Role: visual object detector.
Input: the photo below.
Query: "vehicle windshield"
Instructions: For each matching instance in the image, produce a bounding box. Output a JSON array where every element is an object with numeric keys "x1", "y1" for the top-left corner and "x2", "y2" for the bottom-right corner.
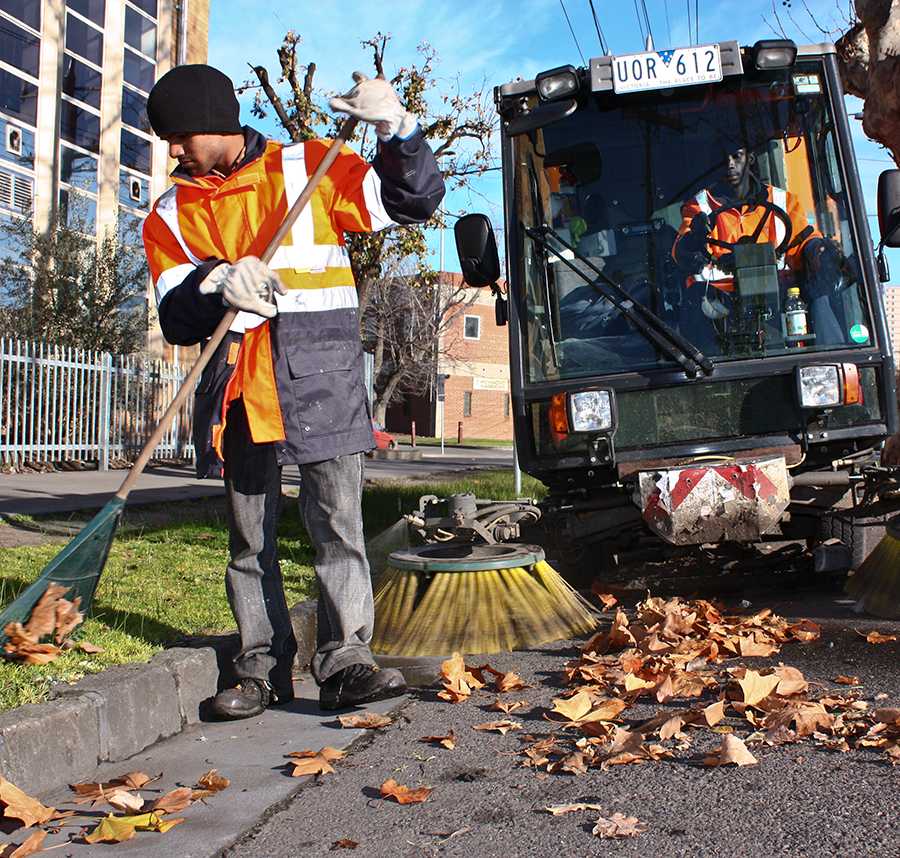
[{"x1": 513, "y1": 60, "x2": 874, "y2": 383}]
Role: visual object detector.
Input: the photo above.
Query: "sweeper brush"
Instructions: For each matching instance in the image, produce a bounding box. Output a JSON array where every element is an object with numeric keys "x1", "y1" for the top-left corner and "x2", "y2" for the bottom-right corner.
[
  {"x1": 371, "y1": 543, "x2": 597, "y2": 657},
  {"x1": 845, "y1": 515, "x2": 900, "y2": 619}
]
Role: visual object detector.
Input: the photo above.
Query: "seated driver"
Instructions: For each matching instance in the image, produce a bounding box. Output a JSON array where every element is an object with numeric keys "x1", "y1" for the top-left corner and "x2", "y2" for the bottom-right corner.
[{"x1": 672, "y1": 141, "x2": 843, "y2": 341}]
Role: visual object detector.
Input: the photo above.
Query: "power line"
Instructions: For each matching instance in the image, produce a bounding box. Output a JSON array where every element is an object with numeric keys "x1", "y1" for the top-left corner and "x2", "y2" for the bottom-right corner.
[
  {"x1": 686, "y1": 0, "x2": 692, "y2": 46},
  {"x1": 694, "y1": 0, "x2": 700, "y2": 44},
  {"x1": 587, "y1": 0, "x2": 609, "y2": 54},
  {"x1": 632, "y1": 0, "x2": 646, "y2": 44},
  {"x1": 558, "y1": 0, "x2": 586, "y2": 65},
  {"x1": 640, "y1": 0, "x2": 654, "y2": 44},
  {"x1": 664, "y1": 0, "x2": 673, "y2": 47}
]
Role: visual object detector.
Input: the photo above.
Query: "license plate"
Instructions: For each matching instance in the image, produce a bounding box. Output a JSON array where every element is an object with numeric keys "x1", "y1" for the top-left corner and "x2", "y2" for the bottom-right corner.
[{"x1": 612, "y1": 44, "x2": 722, "y2": 94}]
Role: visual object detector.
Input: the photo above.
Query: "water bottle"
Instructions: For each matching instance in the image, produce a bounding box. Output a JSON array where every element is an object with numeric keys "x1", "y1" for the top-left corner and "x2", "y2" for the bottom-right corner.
[{"x1": 784, "y1": 287, "x2": 809, "y2": 342}]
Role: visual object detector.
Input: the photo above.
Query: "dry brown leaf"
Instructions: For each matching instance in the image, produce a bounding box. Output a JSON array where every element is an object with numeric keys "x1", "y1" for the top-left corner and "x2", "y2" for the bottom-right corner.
[
  {"x1": 287, "y1": 754, "x2": 335, "y2": 777},
  {"x1": 473, "y1": 719, "x2": 521, "y2": 735},
  {"x1": 592, "y1": 589, "x2": 618, "y2": 610},
  {"x1": 764, "y1": 702, "x2": 834, "y2": 738},
  {"x1": 786, "y1": 619, "x2": 821, "y2": 642},
  {"x1": 488, "y1": 699, "x2": 526, "y2": 714},
  {"x1": 147, "y1": 787, "x2": 194, "y2": 815},
  {"x1": 53, "y1": 596, "x2": 83, "y2": 644},
  {"x1": 0, "y1": 777, "x2": 55, "y2": 829},
  {"x1": 437, "y1": 653, "x2": 485, "y2": 703},
  {"x1": 873, "y1": 708, "x2": 900, "y2": 725},
  {"x1": 24, "y1": 583, "x2": 68, "y2": 640},
  {"x1": 737, "y1": 669, "x2": 781, "y2": 707},
  {"x1": 548, "y1": 691, "x2": 593, "y2": 723},
  {"x1": 331, "y1": 839, "x2": 359, "y2": 850},
  {"x1": 419, "y1": 731, "x2": 456, "y2": 750},
  {"x1": 543, "y1": 802, "x2": 604, "y2": 815},
  {"x1": 834, "y1": 675, "x2": 860, "y2": 686},
  {"x1": 773, "y1": 665, "x2": 809, "y2": 697},
  {"x1": 70, "y1": 771, "x2": 155, "y2": 806},
  {"x1": 75, "y1": 641, "x2": 104, "y2": 654},
  {"x1": 886, "y1": 745, "x2": 900, "y2": 765},
  {"x1": 704, "y1": 734, "x2": 758, "y2": 767},
  {"x1": 859, "y1": 631, "x2": 898, "y2": 644},
  {"x1": 195, "y1": 770, "x2": 229, "y2": 794},
  {"x1": 701, "y1": 699, "x2": 726, "y2": 727},
  {"x1": 287, "y1": 747, "x2": 346, "y2": 761},
  {"x1": 379, "y1": 778, "x2": 432, "y2": 805},
  {"x1": 338, "y1": 713, "x2": 392, "y2": 729},
  {"x1": 547, "y1": 751, "x2": 589, "y2": 775},
  {"x1": 737, "y1": 635, "x2": 780, "y2": 658},
  {"x1": 623, "y1": 673, "x2": 656, "y2": 693},
  {"x1": 106, "y1": 788, "x2": 144, "y2": 814},
  {"x1": 592, "y1": 812, "x2": 647, "y2": 839},
  {"x1": 0, "y1": 830, "x2": 48, "y2": 858},
  {"x1": 494, "y1": 671, "x2": 529, "y2": 693}
]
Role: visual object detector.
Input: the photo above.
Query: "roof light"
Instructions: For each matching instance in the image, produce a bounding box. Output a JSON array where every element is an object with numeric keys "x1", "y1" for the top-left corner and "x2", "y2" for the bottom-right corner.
[
  {"x1": 536, "y1": 65, "x2": 579, "y2": 102},
  {"x1": 751, "y1": 39, "x2": 797, "y2": 71}
]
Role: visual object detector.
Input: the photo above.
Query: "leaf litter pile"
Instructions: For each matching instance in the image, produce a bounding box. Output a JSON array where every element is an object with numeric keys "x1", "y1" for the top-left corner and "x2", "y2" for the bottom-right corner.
[
  {"x1": 348, "y1": 594, "x2": 898, "y2": 844},
  {"x1": 2, "y1": 583, "x2": 101, "y2": 666},
  {"x1": 0, "y1": 767, "x2": 229, "y2": 853}
]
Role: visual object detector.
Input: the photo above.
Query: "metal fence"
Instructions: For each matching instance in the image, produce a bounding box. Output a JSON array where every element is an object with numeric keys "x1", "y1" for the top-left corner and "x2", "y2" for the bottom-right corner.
[{"x1": 0, "y1": 337, "x2": 193, "y2": 469}]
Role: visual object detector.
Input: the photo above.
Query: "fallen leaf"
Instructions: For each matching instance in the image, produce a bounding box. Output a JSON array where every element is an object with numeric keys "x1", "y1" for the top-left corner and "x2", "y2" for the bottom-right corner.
[
  {"x1": 24, "y1": 583, "x2": 69, "y2": 640},
  {"x1": 84, "y1": 812, "x2": 184, "y2": 844},
  {"x1": 147, "y1": 787, "x2": 194, "y2": 815},
  {"x1": 287, "y1": 747, "x2": 346, "y2": 761},
  {"x1": 786, "y1": 619, "x2": 821, "y2": 642},
  {"x1": 494, "y1": 671, "x2": 529, "y2": 693},
  {"x1": 53, "y1": 595, "x2": 83, "y2": 644},
  {"x1": 547, "y1": 751, "x2": 589, "y2": 775},
  {"x1": 194, "y1": 770, "x2": 230, "y2": 795},
  {"x1": 737, "y1": 635, "x2": 780, "y2": 657},
  {"x1": 593, "y1": 590, "x2": 618, "y2": 610},
  {"x1": 592, "y1": 812, "x2": 647, "y2": 839},
  {"x1": 379, "y1": 778, "x2": 432, "y2": 805},
  {"x1": 658, "y1": 715, "x2": 684, "y2": 741},
  {"x1": 873, "y1": 708, "x2": 900, "y2": 725},
  {"x1": 436, "y1": 653, "x2": 485, "y2": 703},
  {"x1": 473, "y1": 719, "x2": 521, "y2": 735},
  {"x1": 70, "y1": 772, "x2": 155, "y2": 805},
  {"x1": 419, "y1": 731, "x2": 456, "y2": 750},
  {"x1": 773, "y1": 665, "x2": 809, "y2": 697},
  {"x1": 834, "y1": 675, "x2": 860, "y2": 686},
  {"x1": 886, "y1": 745, "x2": 900, "y2": 765},
  {"x1": 859, "y1": 631, "x2": 898, "y2": 644},
  {"x1": 548, "y1": 691, "x2": 593, "y2": 723},
  {"x1": 488, "y1": 699, "x2": 526, "y2": 714},
  {"x1": 704, "y1": 734, "x2": 758, "y2": 767},
  {"x1": 764, "y1": 702, "x2": 834, "y2": 738},
  {"x1": 543, "y1": 802, "x2": 604, "y2": 815},
  {"x1": 106, "y1": 788, "x2": 144, "y2": 813},
  {"x1": 701, "y1": 699, "x2": 726, "y2": 727},
  {"x1": 75, "y1": 641, "x2": 104, "y2": 654},
  {"x1": 737, "y1": 669, "x2": 781, "y2": 707},
  {"x1": 331, "y1": 840, "x2": 359, "y2": 850},
  {"x1": 338, "y1": 713, "x2": 392, "y2": 729},
  {"x1": 287, "y1": 754, "x2": 335, "y2": 777},
  {"x1": 0, "y1": 830, "x2": 47, "y2": 858},
  {"x1": 0, "y1": 777, "x2": 55, "y2": 828},
  {"x1": 623, "y1": 673, "x2": 656, "y2": 693}
]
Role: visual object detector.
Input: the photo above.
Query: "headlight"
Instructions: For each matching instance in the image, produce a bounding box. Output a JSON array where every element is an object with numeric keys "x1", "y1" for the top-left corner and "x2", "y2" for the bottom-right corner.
[
  {"x1": 797, "y1": 365, "x2": 841, "y2": 408},
  {"x1": 536, "y1": 65, "x2": 579, "y2": 101},
  {"x1": 569, "y1": 390, "x2": 614, "y2": 432}
]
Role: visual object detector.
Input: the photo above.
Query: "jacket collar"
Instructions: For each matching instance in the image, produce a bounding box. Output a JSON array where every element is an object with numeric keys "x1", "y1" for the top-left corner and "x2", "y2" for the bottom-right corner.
[{"x1": 169, "y1": 126, "x2": 271, "y2": 190}]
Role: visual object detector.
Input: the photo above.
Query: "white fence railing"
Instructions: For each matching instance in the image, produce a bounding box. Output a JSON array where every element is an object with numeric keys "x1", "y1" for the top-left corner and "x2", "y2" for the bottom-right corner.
[{"x1": 0, "y1": 337, "x2": 194, "y2": 469}]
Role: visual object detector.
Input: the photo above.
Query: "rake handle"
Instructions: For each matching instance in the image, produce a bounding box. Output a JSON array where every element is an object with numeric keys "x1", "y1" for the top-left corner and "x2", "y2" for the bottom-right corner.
[{"x1": 115, "y1": 117, "x2": 359, "y2": 501}]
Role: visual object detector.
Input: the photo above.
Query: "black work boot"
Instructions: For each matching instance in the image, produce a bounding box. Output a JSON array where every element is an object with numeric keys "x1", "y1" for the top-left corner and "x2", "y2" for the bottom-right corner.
[
  {"x1": 319, "y1": 663, "x2": 407, "y2": 711},
  {"x1": 211, "y1": 678, "x2": 273, "y2": 720}
]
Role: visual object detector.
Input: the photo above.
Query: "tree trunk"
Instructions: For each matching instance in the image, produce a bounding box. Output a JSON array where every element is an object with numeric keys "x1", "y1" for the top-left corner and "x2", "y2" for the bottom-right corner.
[{"x1": 373, "y1": 370, "x2": 403, "y2": 425}]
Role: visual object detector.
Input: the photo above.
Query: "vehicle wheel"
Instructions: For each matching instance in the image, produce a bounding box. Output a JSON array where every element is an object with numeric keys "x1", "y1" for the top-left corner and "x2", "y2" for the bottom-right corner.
[{"x1": 819, "y1": 508, "x2": 888, "y2": 570}]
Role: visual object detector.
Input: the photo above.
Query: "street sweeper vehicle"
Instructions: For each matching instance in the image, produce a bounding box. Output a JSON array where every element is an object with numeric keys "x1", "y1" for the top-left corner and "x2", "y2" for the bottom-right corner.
[{"x1": 443, "y1": 39, "x2": 900, "y2": 584}]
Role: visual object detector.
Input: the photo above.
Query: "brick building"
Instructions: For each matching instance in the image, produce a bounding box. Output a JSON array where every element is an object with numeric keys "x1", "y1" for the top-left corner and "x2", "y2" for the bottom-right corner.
[
  {"x1": 0, "y1": 0, "x2": 209, "y2": 360},
  {"x1": 386, "y1": 273, "x2": 513, "y2": 442}
]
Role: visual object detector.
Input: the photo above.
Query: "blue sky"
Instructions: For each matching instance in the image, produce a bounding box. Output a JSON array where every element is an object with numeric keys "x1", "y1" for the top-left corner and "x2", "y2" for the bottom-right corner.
[{"x1": 208, "y1": 0, "x2": 898, "y2": 276}]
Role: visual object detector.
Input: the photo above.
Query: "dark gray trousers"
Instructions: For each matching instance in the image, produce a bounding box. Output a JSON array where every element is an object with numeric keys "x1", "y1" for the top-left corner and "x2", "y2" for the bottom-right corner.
[{"x1": 223, "y1": 401, "x2": 375, "y2": 686}]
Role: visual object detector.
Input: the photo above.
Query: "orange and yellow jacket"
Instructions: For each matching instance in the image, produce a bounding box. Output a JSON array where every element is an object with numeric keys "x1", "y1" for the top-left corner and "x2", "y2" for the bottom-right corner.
[
  {"x1": 672, "y1": 185, "x2": 819, "y2": 292},
  {"x1": 142, "y1": 126, "x2": 444, "y2": 477}
]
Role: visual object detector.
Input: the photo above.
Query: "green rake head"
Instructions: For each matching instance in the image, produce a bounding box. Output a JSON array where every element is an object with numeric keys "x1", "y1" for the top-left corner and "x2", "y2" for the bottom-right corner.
[{"x1": 0, "y1": 497, "x2": 124, "y2": 644}]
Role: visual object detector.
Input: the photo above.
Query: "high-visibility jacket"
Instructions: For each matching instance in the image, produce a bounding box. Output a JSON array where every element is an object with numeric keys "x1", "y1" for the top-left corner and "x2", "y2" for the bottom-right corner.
[
  {"x1": 672, "y1": 185, "x2": 819, "y2": 292},
  {"x1": 143, "y1": 126, "x2": 444, "y2": 477}
]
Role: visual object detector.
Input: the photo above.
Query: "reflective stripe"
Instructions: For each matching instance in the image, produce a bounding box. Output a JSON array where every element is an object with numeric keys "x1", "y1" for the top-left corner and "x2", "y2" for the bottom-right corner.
[
  {"x1": 362, "y1": 167, "x2": 395, "y2": 231},
  {"x1": 770, "y1": 186, "x2": 787, "y2": 251},
  {"x1": 155, "y1": 263, "x2": 196, "y2": 305},
  {"x1": 269, "y1": 243, "x2": 351, "y2": 271},
  {"x1": 277, "y1": 267, "x2": 358, "y2": 290},
  {"x1": 155, "y1": 186, "x2": 203, "y2": 266},
  {"x1": 281, "y1": 143, "x2": 317, "y2": 254},
  {"x1": 273, "y1": 284, "x2": 358, "y2": 313}
]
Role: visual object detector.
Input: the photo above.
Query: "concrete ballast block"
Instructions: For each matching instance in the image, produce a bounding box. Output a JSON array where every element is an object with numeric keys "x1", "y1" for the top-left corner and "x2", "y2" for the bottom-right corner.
[
  {"x1": 0, "y1": 695, "x2": 101, "y2": 795},
  {"x1": 55, "y1": 661, "x2": 182, "y2": 762}
]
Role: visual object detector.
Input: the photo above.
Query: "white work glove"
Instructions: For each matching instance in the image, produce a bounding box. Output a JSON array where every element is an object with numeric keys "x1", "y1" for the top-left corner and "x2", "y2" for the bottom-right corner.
[
  {"x1": 199, "y1": 256, "x2": 287, "y2": 319},
  {"x1": 329, "y1": 72, "x2": 418, "y2": 142}
]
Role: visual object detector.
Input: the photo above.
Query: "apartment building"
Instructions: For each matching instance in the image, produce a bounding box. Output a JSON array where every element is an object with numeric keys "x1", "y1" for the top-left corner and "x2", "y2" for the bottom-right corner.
[
  {"x1": 0, "y1": 0, "x2": 209, "y2": 356},
  {"x1": 883, "y1": 285, "x2": 900, "y2": 354},
  {"x1": 387, "y1": 273, "x2": 513, "y2": 442}
]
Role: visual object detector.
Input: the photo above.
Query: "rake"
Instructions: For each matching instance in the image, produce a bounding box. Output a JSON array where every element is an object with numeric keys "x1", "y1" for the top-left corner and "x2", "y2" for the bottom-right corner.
[{"x1": 0, "y1": 119, "x2": 358, "y2": 642}]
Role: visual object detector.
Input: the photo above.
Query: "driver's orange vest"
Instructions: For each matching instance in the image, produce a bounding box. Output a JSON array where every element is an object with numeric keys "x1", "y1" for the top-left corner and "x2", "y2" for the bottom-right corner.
[{"x1": 673, "y1": 186, "x2": 818, "y2": 292}]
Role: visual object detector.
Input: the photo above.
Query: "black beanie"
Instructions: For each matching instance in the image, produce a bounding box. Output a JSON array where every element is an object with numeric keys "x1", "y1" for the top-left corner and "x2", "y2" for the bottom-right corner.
[{"x1": 147, "y1": 64, "x2": 242, "y2": 137}]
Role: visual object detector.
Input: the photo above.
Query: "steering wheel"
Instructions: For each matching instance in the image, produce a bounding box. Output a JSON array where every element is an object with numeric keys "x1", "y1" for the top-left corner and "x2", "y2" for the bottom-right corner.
[{"x1": 704, "y1": 198, "x2": 793, "y2": 258}]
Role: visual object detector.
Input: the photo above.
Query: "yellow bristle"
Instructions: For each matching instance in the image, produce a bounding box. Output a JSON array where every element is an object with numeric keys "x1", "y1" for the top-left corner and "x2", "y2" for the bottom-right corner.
[{"x1": 845, "y1": 526, "x2": 900, "y2": 619}]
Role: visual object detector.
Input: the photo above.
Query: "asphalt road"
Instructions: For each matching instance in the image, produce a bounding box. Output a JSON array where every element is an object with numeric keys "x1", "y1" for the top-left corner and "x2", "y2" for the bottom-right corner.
[{"x1": 228, "y1": 594, "x2": 900, "y2": 858}]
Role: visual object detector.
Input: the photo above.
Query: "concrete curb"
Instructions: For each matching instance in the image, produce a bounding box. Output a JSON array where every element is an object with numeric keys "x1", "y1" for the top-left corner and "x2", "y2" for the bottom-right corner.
[{"x1": 0, "y1": 597, "x2": 435, "y2": 797}]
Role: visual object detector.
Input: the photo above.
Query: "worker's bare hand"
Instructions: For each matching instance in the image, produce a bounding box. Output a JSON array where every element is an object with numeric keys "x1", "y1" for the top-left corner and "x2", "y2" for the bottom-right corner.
[
  {"x1": 199, "y1": 257, "x2": 287, "y2": 319},
  {"x1": 329, "y1": 72, "x2": 417, "y2": 141}
]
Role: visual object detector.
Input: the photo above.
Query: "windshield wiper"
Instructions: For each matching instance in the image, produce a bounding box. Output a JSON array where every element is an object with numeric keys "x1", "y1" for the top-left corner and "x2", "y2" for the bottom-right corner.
[
  {"x1": 526, "y1": 160, "x2": 560, "y2": 369},
  {"x1": 525, "y1": 224, "x2": 714, "y2": 378}
]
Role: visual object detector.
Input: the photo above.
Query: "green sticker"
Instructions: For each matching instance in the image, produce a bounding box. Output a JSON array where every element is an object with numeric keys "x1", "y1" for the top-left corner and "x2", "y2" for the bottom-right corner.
[{"x1": 849, "y1": 323, "x2": 870, "y2": 344}]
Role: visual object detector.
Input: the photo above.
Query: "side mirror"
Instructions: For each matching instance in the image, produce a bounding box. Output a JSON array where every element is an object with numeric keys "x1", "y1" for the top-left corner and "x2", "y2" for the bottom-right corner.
[
  {"x1": 455, "y1": 213, "x2": 500, "y2": 288},
  {"x1": 505, "y1": 98, "x2": 577, "y2": 136},
  {"x1": 877, "y1": 170, "x2": 900, "y2": 248}
]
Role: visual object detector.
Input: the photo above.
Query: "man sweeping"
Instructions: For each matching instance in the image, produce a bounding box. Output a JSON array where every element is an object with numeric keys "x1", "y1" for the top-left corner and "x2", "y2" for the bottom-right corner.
[{"x1": 142, "y1": 64, "x2": 445, "y2": 718}]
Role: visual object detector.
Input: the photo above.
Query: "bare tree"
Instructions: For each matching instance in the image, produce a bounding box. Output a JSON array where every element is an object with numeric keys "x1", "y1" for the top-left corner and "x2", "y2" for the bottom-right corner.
[{"x1": 241, "y1": 30, "x2": 497, "y2": 417}]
